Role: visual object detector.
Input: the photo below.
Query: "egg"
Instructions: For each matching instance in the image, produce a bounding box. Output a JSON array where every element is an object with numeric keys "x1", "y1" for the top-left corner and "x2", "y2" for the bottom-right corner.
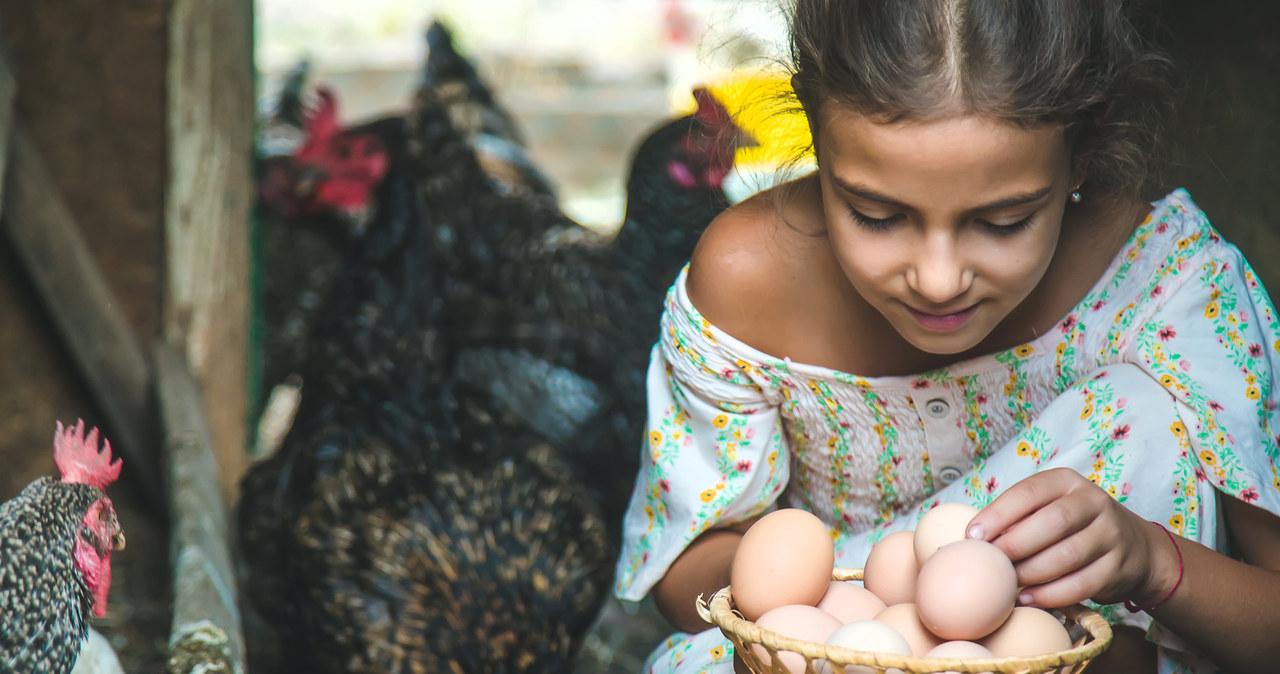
[
  {"x1": 751, "y1": 604, "x2": 843, "y2": 674},
  {"x1": 913, "y1": 503, "x2": 979, "y2": 565},
  {"x1": 914, "y1": 540, "x2": 1017, "y2": 641},
  {"x1": 816, "y1": 581, "x2": 887, "y2": 624},
  {"x1": 924, "y1": 641, "x2": 996, "y2": 674},
  {"x1": 980, "y1": 606, "x2": 1073, "y2": 657},
  {"x1": 730, "y1": 509, "x2": 835, "y2": 621},
  {"x1": 863, "y1": 530, "x2": 918, "y2": 605},
  {"x1": 819, "y1": 620, "x2": 912, "y2": 674},
  {"x1": 874, "y1": 603, "x2": 943, "y2": 657}
]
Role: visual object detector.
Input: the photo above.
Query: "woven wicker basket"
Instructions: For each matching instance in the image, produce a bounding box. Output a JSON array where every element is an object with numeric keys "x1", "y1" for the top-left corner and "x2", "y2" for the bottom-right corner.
[{"x1": 696, "y1": 567, "x2": 1113, "y2": 674}]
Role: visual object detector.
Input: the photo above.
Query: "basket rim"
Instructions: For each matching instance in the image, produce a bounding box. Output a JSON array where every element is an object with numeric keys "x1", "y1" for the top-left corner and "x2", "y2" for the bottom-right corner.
[{"x1": 695, "y1": 567, "x2": 1114, "y2": 673}]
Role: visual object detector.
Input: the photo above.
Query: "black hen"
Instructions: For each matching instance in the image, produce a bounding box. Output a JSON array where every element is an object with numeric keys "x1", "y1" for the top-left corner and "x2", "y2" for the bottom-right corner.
[
  {"x1": 238, "y1": 112, "x2": 611, "y2": 673},
  {"x1": 421, "y1": 20, "x2": 557, "y2": 201},
  {"x1": 414, "y1": 84, "x2": 753, "y2": 529}
]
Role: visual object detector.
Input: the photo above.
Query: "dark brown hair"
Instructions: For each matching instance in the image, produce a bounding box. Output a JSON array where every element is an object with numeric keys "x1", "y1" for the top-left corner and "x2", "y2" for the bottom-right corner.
[{"x1": 787, "y1": 0, "x2": 1175, "y2": 198}]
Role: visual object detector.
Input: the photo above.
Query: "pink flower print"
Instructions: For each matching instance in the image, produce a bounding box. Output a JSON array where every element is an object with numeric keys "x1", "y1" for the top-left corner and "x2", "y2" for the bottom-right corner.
[
  {"x1": 985, "y1": 476, "x2": 998, "y2": 493},
  {"x1": 1156, "y1": 221, "x2": 1168, "y2": 233},
  {"x1": 1112, "y1": 425, "x2": 1131, "y2": 440},
  {"x1": 1121, "y1": 482, "x2": 1132, "y2": 496},
  {"x1": 1150, "y1": 285, "x2": 1164, "y2": 298},
  {"x1": 1242, "y1": 486, "x2": 1260, "y2": 503},
  {"x1": 1092, "y1": 299, "x2": 1106, "y2": 312},
  {"x1": 976, "y1": 394, "x2": 988, "y2": 404},
  {"x1": 1180, "y1": 360, "x2": 1191, "y2": 372},
  {"x1": 913, "y1": 379, "x2": 930, "y2": 389},
  {"x1": 659, "y1": 479, "x2": 671, "y2": 492},
  {"x1": 1194, "y1": 466, "x2": 1208, "y2": 482},
  {"x1": 1158, "y1": 325, "x2": 1176, "y2": 341},
  {"x1": 1061, "y1": 315, "x2": 1078, "y2": 333},
  {"x1": 1250, "y1": 343, "x2": 1264, "y2": 358},
  {"x1": 745, "y1": 428, "x2": 756, "y2": 438},
  {"x1": 736, "y1": 460, "x2": 753, "y2": 473},
  {"x1": 1209, "y1": 400, "x2": 1224, "y2": 411},
  {"x1": 1117, "y1": 397, "x2": 1128, "y2": 409}
]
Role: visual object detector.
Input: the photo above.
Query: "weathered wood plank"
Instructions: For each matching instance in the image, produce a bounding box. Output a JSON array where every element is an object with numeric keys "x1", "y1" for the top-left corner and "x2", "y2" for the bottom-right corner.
[
  {"x1": 1, "y1": 123, "x2": 161, "y2": 505},
  {"x1": 165, "y1": 0, "x2": 254, "y2": 501},
  {"x1": 156, "y1": 342, "x2": 245, "y2": 674}
]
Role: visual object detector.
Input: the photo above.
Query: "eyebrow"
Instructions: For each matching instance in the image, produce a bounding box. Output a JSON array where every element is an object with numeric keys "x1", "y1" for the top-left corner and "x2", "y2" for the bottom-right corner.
[{"x1": 832, "y1": 176, "x2": 1054, "y2": 213}]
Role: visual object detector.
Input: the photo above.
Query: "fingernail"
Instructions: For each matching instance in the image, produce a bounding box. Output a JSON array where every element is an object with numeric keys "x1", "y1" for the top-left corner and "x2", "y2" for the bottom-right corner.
[
  {"x1": 1018, "y1": 592, "x2": 1034, "y2": 605},
  {"x1": 967, "y1": 524, "x2": 985, "y2": 540}
]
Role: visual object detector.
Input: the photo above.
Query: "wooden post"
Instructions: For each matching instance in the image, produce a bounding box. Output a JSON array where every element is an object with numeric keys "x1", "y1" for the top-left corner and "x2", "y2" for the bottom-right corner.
[
  {"x1": 165, "y1": 0, "x2": 254, "y2": 500},
  {"x1": 157, "y1": 342, "x2": 245, "y2": 674}
]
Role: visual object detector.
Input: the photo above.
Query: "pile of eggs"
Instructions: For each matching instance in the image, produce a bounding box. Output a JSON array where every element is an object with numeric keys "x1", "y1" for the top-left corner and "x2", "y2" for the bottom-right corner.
[{"x1": 729, "y1": 506, "x2": 1074, "y2": 673}]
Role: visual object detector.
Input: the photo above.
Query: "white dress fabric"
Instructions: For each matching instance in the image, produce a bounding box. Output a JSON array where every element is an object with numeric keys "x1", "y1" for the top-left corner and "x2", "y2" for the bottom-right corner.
[{"x1": 614, "y1": 189, "x2": 1280, "y2": 673}]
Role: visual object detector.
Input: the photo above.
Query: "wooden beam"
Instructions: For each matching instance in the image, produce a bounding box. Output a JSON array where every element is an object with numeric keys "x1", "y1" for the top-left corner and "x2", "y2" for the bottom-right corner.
[
  {"x1": 0, "y1": 122, "x2": 162, "y2": 507},
  {"x1": 156, "y1": 342, "x2": 245, "y2": 674}
]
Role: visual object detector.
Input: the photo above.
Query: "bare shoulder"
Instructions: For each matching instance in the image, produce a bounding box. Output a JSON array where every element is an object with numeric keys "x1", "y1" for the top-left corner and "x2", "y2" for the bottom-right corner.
[{"x1": 687, "y1": 176, "x2": 826, "y2": 347}]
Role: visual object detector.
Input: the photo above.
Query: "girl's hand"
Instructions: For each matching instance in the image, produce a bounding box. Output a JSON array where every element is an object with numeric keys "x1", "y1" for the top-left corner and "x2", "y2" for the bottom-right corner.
[{"x1": 965, "y1": 467, "x2": 1180, "y2": 609}]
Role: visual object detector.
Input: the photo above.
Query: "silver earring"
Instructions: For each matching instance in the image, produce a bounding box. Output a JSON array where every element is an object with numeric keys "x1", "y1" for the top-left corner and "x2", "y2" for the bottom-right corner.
[{"x1": 1070, "y1": 190, "x2": 1082, "y2": 203}]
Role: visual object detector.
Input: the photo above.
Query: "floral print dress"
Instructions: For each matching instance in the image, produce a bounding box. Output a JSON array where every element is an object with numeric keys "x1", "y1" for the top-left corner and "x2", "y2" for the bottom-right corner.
[{"x1": 614, "y1": 190, "x2": 1280, "y2": 674}]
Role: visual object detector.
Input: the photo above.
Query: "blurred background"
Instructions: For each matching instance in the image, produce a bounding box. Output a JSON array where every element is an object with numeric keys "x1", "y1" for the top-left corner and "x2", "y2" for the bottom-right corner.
[{"x1": 0, "y1": 0, "x2": 1274, "y2": 672}]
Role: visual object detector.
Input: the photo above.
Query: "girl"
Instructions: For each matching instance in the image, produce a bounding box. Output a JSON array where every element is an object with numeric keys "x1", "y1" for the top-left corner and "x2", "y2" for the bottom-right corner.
[{"x1": 614, "y1": 1, "x2": 1280, "y2": 672}]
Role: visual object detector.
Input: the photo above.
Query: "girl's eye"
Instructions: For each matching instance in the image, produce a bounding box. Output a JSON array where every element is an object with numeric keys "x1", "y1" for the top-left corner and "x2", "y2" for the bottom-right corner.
[
  {"x1": 980, "y1": 214, "x2": 1036, "y2": 236},
  {"x1": 847, "y1": 206, "x2": 904, "y2": 231}
]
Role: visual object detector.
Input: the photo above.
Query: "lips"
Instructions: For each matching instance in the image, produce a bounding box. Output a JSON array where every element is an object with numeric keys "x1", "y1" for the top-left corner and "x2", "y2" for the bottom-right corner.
[{"x1": 905, "y1": 303, "x2": 979, "y2": 332}]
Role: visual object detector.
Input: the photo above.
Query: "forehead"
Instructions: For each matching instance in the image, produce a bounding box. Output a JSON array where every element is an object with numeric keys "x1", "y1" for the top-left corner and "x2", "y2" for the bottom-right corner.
[{"x1": 817, "y1": 104, "x2": 1069, "y2": 201}]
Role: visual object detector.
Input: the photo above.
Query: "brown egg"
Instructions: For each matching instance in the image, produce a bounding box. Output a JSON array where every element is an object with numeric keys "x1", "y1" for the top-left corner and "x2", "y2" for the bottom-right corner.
[
  {"x1": 731, "y1": 509, "x2": 835, "y2": 620},
  {"x1": 925, "y1": 641, "x2": 996, "y2": 674},
  {"x1": 913, "y1": 503, "x2": 979, "y2": 565},
  {"x1": 915, "y1": 540, "x2": 1017, "y2": 641},
  {"x1": 863, "y1": 530, "x2": 918, "y2": 605},
  {"x1": 752, "y1": 604, "x2": 843, "y2": 674},
  {"x1": 816, "y1": 581, "x2": 887, "y2": 624},
  {"x1": 980, "y1": 606, "x2": 1073, "y2": 657},
  {"x1": 874, "y1": 603, "x2": 944, "y2": 657}
]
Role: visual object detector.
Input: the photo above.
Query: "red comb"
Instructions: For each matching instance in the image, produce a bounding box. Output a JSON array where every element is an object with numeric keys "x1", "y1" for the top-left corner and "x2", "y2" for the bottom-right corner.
[
  {"x1": 296, "y1": 87, "x2": 341, "y2": 163},
  {"x1": 53, "y1": 420, "x2": 122, "y2": 490},
  {"x1": 692, "y1": 87, "x2": 730, "y2": 125}
]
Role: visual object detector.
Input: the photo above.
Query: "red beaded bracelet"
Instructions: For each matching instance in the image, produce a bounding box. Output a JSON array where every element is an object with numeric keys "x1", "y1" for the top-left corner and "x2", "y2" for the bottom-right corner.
[{"x1": 1123, "y1": 520, "x2": 1184, "y2": 613}]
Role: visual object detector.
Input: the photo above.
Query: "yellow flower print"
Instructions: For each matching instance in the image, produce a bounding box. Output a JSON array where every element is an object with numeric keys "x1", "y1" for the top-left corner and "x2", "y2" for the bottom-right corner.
[
  {"x1": 1093, "y1": 458, "x2": 1106, "y2": 472},
  {"x1": 767, "y1": 451, "x2": 778, "y2": 467},
  {"x1": 827, "y1": 436, "x2": 839, "y2": 450},
  {"x1": 1159, "y1": 374, "x2": 1176, "y2": 388},
  {"x1": 1274, "y1": 338, "x2": 1280, "y2": 354},
  {"x1": 712, "y1": 414, "x2": 729, "y2": 429},
  {"x1": 1088, "y1": 473, "x2": 1102, "y2": 485},
  {"x1": 1204, "y1": 303, "x2": 1219, "y2": 319},
  {"x1": 1106, "y1": 485, "x2": 1119, "y2": 498},
  {"x1": 645, "y1": 506, "x2": 655, "y2": 522},
  {"x1": 710, "y1": 646, "x2": 725, "y2": 661},
  {"x1": 808, "y1": 381, "x2": 823, "y2": 395},
  {"x1": 1015, "y1": 344, "x2": 1034, "y2": 358},
  {"x1": 1168, "y1": 513, "x2": 1184, "y2": 533},
  {"x1": 1016, "y1": 441, "x2": 1032, "y2": 456},
  {"x1": 1102, "y1": 405, "x2": 1114, "y2": 416},
  {"x1": 1081, "y1": 404, "x2": 1094, "y2": 420},
  {"x1": 700, "y1": 489, "x2": 716, "y2": 503},
  {"x1": 650, "y1": 430, "x2": 662, "y2": 446},
  {"x1": 1056, "y1": 342, "x2": 1067, "y2": 356},
  {"x1": 1140, "y1": 213, "x2": 1153, "y2": 226},
  {"x1": 1199, "y1": 450, "x2": 1217, "y2": 466},
  {"x1": 1170, "y1": 420, "x2": 1187, "y2": 437},
  {"x1": 1247, "y1": 385, "x2": 1261, "y2": 400},
  {"x1": 1273, "y1": 476, "x2": 1280, "y2": 492}
]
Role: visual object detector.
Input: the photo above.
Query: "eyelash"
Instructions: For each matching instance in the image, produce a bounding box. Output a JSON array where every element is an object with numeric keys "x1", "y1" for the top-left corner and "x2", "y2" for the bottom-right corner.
[{"x1": 846, "y1": 207, "x2": 1035, "y2": 236}]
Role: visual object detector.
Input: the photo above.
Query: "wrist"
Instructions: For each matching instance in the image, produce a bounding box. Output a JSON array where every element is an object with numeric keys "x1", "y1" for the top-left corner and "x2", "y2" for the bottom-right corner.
[{"x1": 1125, "y1": 520, "x2": 1183, "y2": 613}]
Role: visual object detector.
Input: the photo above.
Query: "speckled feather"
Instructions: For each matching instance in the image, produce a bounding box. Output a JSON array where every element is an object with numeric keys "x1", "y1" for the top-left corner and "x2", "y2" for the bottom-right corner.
[{"x1": 0, "y1": 479, "x2": 104, "y2": 673}]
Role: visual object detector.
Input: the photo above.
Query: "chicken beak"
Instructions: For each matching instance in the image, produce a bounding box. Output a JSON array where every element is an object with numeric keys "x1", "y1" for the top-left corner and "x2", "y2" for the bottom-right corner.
[
  {"x1": 112, "y1": 531, "x2": 126, "y2": 551},
  {"x1": 732, "y1": 124, "x2": 759, "y2": 150}
]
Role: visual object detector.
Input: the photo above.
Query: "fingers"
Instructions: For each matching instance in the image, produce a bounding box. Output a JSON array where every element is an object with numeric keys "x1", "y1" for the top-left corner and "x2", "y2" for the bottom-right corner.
[
  {"x1": 966, "y1": 468, "x2": 1082, "y2": 547},
  {"x1": 1016, "y1": 552, "x2": 1120, "y2": 608},
  {"x1": 1010, "y1": 518, "x2": 1116, "y2": 589}
]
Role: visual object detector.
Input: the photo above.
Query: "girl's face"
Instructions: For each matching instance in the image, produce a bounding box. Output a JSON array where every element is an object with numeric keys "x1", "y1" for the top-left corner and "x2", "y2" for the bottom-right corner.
[{"x1": 815, "y1": 104, "x2": 1076, "y2": 356}]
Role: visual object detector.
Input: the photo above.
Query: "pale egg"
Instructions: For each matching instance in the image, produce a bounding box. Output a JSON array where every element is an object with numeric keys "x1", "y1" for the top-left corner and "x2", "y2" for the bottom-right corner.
[
  {"x1": 980, "y1": 606, "x2": 1073, "y2": 657},
  {"x1": 751, "y1": 604, "x2": 843, "y2": 674},
  {"x1": 874, "y1": 603, "x2": 943, "y2": 657},
  {"x1": 913, "y1": 503, "x2": 979, "y2": 565},
  {"x1": 915, "y1": 540, "x2": 1017, "y2": 641},
  {"x1": 863, "y1": 530, "x2": 918, "y2": 605},
  {"x1": 731, "y1": 508, "x2": 835, "y2": 620},
  {"x1": 925, "y1": 641, "x2": 996, "y2": 674},
  {"x1": 816, "y1": 581, "x2": 887, "y2": 624},
  {"x1": 819, "y1": 620, "x2": 912, "y2": 674}
]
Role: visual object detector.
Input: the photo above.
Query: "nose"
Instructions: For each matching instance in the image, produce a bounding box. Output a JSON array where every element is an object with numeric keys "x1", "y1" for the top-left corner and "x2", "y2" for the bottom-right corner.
[{"x1": 905, "y1": 231, "x2": 972, "y2": 305}]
